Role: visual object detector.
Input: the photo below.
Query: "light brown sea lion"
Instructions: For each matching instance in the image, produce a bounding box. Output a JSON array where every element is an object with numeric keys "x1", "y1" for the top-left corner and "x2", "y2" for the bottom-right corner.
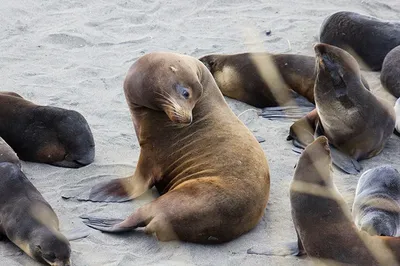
[
  {"x1": 290, "y1": 136, "x2": 400, "y2": 266},
  {"x1": 320, "y1": 11, "x2": 400, "y2": 71},
  {"x1": 287, "y1": 43, "x2": 395, "y2": 174},
  {"x1": 0, "y1": 138, "x2": 71, "y2": 265},
  {"x1": 198, "y1": 52, "x2": 370, "y2": 108},
  {"x1": 381, "y1": 45, "x2": 400, "y2": 98},
  {"x1": 0, "y1": 92, "x2": 95, "y2": 168},
  {"x1": 80, "y1": 52, "x2": 270, "y2": 243}
]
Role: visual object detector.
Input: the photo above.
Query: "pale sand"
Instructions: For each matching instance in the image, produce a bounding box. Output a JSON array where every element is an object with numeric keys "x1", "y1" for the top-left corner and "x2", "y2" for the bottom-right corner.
[{"x1": 1, "y1": 0, "x2": 400, "y2": 265}]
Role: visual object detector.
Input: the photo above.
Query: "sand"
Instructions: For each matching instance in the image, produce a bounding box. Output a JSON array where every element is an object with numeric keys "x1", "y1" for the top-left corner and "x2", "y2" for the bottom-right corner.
[{"x1": 1, "y1": 0, "x2": 400, "y2": 265}]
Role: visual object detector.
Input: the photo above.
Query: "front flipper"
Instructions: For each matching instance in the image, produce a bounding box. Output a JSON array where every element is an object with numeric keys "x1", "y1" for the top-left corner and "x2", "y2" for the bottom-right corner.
[
  {"x1": 287, "y1": 109, "x2": 318, "y2": 149},
  {"x1": 80, "y1": 216, "x2": 127, "y2": 233},
  {"x1": 329, "y1": 145, "x2": 361, "y2": 175}
]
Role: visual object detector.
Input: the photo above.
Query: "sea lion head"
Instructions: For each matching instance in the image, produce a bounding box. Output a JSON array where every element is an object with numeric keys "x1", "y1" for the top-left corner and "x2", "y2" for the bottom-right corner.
[
  {"x1": 293, "y1": 136, "x2": 333, "y2": 187},
  {"x1": 314, "y1": 43, "x2": 364, "y2": 98},
  {"x1": 124, "y1": 52, "x2": 204, "y2": 125},
  {"x1": 30, "y1": 230, "x2": 71, "y2": 266},
  {"x1": 198, "y1": 54, "x2": 220, "y2": 73},
  {"x1": 47, "y1": 108, "x2": 95, "y2": 168}
]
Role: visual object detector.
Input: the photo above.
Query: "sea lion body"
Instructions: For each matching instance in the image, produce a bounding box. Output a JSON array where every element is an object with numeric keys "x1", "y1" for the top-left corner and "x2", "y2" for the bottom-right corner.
[
  {"x1": 381, "y1": 45, "x2": 400, "y2": 98},
  {"x1": 0, "y1": 140, "x2": 71, "y2": 265},
  {"x1": 290, "y1": 136, "x2": 400, "y2": 265},
  {"x1": 353, "y1": 165, "x2": 400, "y2": 237},
  {"x1": 0, "y1": 92, "x2": 95, "y2": 168},
  {"x1": 313, "y1": 43, "x2": 395, "y2": 161},
  {"x1": 199, "y1": 52, "x2": 370, "y2": 108},
  {"x1": 320, "y1": 11, "x2": 400, "y2": 71},
  {"x1": 82, "y1": 52, "x2": 270, "y2": 243}
]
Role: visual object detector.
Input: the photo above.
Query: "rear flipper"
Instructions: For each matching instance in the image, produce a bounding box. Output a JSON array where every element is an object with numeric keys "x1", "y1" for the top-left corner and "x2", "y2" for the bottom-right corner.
[
  {"x1": 64, "y1": 227, "x2": 91, "y2": 241},
  {"x1": 86, "y1": 178, "x2": 134, "y2": 202},
  {"x1": 260, "y1": 106, "x2": 315, "y2": 120},
  {"x1": 329, "y1": 145, "x2": 361, "y2": 175},
  {"x1": 80, "y1": 216, "x2": 129, "y2": 233}
]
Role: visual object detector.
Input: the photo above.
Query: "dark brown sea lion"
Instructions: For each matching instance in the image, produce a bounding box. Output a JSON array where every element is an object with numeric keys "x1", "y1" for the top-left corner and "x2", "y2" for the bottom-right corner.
[
  {"x1": 0, "y1": 139, "x2": 71, "y2": 265},
  {"x1": 80, "y1": 52, "x2": 270, "y2": 243},
  {"x1": 319, "y1": 11, "x2": 400, "y2": 71},
  {"x1": 290, "y1": 136, "x2": 400, "y2": 266},
  {"x1": 198, "y1": 52, "x2": 370, "y2": 108},
  {"x1": 0, "y1": 92, "x2": 95, "y2": 168},
  {"x1": 381, "y1": 45, "x2": 400, "y2": 98},
  {"x1": 352, "y1": 165, "x2": 400, "y2": 237},
  {"x1": 287, "y1": 43, "x2": 395, "y2": 174}
]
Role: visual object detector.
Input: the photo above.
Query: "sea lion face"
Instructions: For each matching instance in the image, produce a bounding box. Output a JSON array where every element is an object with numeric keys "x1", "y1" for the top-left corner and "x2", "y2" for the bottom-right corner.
[
  {"x1": 30, "y1": 232, "x2": 71, "y2": 266},
  {"x1": 125, "y1": 53, "x2": 204, "y2": 126},
  {"x1": 314, "y1": 43, "x2": 362, "y2": 97},
  {"x1": 160, "y1": 81, "x2": 201, "y2": 125}
]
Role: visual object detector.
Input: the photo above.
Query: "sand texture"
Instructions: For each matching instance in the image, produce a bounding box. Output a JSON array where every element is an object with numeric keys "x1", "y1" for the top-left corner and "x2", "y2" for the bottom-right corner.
[{"x1": 1, "y1": 0, "x2": 400, "y2": 265}]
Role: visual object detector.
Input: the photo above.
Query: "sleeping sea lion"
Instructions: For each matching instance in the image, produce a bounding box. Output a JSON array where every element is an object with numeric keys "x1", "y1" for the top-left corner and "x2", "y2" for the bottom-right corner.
[
  {"x1": 0, "y1": 92, "x2": 95, "y2": 168},
  {"x1": 319, "y1": 11, "x2": 400, "y2": 71},
  {"x1": 352, "y1": 165, "x2": 400, "y2": 237}
]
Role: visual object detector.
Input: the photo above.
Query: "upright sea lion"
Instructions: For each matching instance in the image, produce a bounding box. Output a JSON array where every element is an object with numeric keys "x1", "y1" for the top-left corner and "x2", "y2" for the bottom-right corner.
[
  {"x1": 0, "y1": 92, "x2": 95, "y2": 168},
  {"x1": 352, "y1": 165, "x2": 400, "y2": 237},
  {"x1": 290, "y1": 136, "x2": 400, "y2": 265},
  {"x1": 199, "y1": 52, "x2": 370, "y2": 108},
  {"x1": 319, "y1": 11, "x2": 400, "y2": 71},
  {"x1": 381, "y1": 45, "x2": 400, "y2": 98},
  {"x1": 80, "y1": 52, "x2": 270, "y2": 243},
  {"x1": 288, "y1": 43, "x2": 395, "y2": 174},
  {"x1": 0, "y1": 139, "x2": 71, "y2": 265}
]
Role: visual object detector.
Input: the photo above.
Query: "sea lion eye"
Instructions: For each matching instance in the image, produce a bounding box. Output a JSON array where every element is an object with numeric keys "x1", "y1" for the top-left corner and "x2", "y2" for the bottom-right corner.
[{"x1": 176, "y1": 85, "x2": 190, "y2": 99}]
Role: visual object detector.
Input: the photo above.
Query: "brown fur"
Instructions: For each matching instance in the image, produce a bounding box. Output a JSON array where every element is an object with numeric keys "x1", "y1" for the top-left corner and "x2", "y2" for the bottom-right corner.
[
  {"x1": 85, "y1": 52, "x2": 270, "y2": 243},
  {"x1": 0, "y1": 92, "x2": 95, "y2": 168},
  {"x1": 198, "y1": 52, "x2": 370, "y2": 108},
  {"x1": 290, "y1": 136, "x2": 400, "y2": 266}
]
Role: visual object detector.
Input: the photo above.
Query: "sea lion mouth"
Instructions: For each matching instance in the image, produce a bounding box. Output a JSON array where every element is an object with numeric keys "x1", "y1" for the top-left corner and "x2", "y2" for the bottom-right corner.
[{"x1": 165, "y1": 108, "x2": 193, "y2": 126}]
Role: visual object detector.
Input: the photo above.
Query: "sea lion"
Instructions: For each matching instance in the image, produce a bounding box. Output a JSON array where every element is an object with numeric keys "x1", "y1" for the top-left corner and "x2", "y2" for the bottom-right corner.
[
  {"x1": 287, "y1": 43, "x2": 395, "y2": 174},
  {"x1": 381, "y1": 45, "x2": 400, "y2": 98},
  {"x1": 290, "y1": 136, "x2": 400, "y2": 265},
  {"x1": 319, "y1": 11, "x2": 400, "y2": 71},
  {"x1": 352, "y1": 165, "x2": 400, "y2": 237},
  {"x1": 80, "y1": 52, "x2": 270, "y2": 243},
  {"x1": 199, "y1": 52, "x2": 370, "y2": 108},
  {"x1": 0, "y1": 140, "x2": 71, "y2": 265},
  {"x1": 0, "y1": 92, "x2": 95, "y2": 168}
]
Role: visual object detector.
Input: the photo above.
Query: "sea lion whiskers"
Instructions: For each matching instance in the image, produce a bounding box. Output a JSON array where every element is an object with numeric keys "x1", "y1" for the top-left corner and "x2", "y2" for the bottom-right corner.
[{"x1": 156, "y1": 91, "x2": 193, "y2": 125}]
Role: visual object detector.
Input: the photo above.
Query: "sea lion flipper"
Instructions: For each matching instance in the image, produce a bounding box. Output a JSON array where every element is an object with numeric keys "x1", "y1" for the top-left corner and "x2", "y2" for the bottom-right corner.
[
  {"x1": 80, "y1": 216, "x2": 127, "y2": 233},
  {"x1": 64, "y1": 227, "x2": 91, "y2": 241},
  {"x1": 86, "y1": 178, "x2": 134, "y2": 203},
  {"x1": 329, "y1": 144, "x2": 361, "y2": 174},
  {"x1": 260, "y1": 106, "x2": 314, "y2": 120}
]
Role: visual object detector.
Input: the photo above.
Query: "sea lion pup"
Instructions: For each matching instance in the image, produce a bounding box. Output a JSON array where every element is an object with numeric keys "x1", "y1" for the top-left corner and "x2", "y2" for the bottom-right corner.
[
  {"x1": 0, "y1": 142, "x2": 71, "y2": 265},
  {"x1": 320, "y1": 11, "x2": 400, "y2": 71},
  {"x1": 199, "y1": 52, "x2": 369, "y2": 108},
  {"x1": 352, "y1": 165, "x2": 400, "y2": 237},
  {"x1": 288, "y1": 43, "x2": 395, "y2": 174},
  {"x1": 381, "y1": 45, "x2": 400, "y2": 98},
  {"x1": 0, "y1": 92, "x2": 95, "y2": 168},
  {"x1": 81, "y1": 52, "x2": 270, "y2": 243},
  {"x1": 290, "y1": 136, "x2": 400, "y2": 266}
]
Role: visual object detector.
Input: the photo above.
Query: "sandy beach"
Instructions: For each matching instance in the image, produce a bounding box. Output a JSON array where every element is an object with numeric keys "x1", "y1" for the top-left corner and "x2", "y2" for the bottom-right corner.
[{"x1": 1, "y1": 0, "x2": 400, "y2": 265}]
